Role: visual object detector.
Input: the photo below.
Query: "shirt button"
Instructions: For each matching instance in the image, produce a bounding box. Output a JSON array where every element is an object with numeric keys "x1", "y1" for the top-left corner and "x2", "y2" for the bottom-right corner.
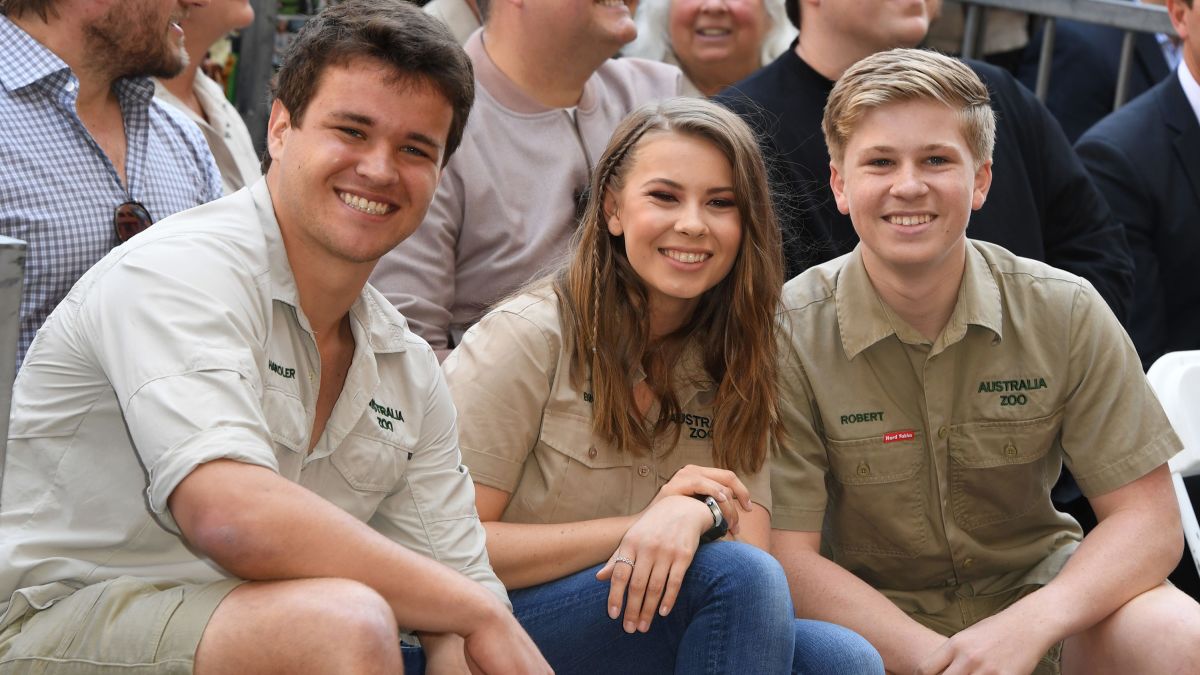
[
  {"x1": 963, "y1": 557, "x2": 975, "y2": 568},
  {"x1": 1005, "y1": 444, "x2": 1018, "y2": 457},
  {"x1": 638, "y1": 465, "x2": 650, "y2": 477},
  {"x1": 587, "y1": 446, "x2": 598, "y2": 459},
  {"x1": 857, "y1": 462, "x2": 870, "y2": 476},
  {"x1": 937, "y1": 426, "x2": 948, "y2": 439}
]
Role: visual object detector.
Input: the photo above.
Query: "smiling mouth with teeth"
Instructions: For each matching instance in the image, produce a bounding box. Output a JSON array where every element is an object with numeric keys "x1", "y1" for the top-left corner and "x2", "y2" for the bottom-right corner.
[
  {"x1": 886, "y1": 214, "x2": 933, "y2": 226},
  {"x1": 339, "y1": 191, "x2": 394, "y2": 216},
  {"x1": 662, "y1": 249, "x2": 711, "y2": 264}
]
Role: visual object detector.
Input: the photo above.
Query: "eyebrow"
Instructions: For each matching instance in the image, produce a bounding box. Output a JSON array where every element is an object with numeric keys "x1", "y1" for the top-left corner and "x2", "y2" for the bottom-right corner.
[
  {"x1": 328, "y1": 111, "x2": 444, "y2": 151},
  {"x1": 863, "y1": 143, "x2": 961, "y2": 154},
  {"x1": 643, "y1": 177, "x2": 735, "y2": 194}
]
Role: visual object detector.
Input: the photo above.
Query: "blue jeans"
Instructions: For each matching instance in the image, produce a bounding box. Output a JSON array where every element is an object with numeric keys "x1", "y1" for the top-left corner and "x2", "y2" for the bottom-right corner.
[{"x1": 502, "y1": 541, "x2": 881, "y2": 674}]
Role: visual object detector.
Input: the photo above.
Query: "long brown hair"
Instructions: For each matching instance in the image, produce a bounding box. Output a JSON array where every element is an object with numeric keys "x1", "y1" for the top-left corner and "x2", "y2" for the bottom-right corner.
[{"x1": 554, "y1": 97, "x2": 783, "y2": 475}]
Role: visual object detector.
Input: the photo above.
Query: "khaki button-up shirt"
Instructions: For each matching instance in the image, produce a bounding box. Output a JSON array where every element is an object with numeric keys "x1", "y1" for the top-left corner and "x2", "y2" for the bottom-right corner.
[
  {"x1": 0, "y1": 180, "x2": 503, "y2": 629},
  {"x1": 772, "y1": 241, "x2": 1179, "y2": 615},
  {"x1": 443, "y1": 289, "x2": 771, "y2": 523}
]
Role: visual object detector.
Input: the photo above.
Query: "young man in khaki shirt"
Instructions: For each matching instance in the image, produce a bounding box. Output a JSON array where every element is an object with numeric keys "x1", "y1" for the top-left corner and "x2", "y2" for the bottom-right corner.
[
  {"x1": 0, "y1": 2, "x2": 549, "y2": 673},
  {"x1": 771, "y1": 48, "x2": 1200, "y2": 674}
]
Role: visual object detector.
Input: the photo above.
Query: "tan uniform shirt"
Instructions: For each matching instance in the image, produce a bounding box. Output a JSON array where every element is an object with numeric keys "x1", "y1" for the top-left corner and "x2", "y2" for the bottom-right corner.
[
  {"x1": 443, "y1": 288, "x2": 771, "y2": 522},
  {"x1": 153, "y1": 73, "x2": 261, "y2": 195},
  {"x1": 772, "y1": 241, "x2": 1179, "y2": 616},
  {"x1": 0, "y1": 180, "x2": 504, "y2": 630}
]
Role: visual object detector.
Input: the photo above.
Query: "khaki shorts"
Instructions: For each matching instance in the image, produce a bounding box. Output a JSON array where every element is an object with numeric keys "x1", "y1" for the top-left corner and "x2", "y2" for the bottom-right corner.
[
  {"x1": 0, "y1": 577, "x2": 241, "y2": 674},
  {"x1": 908, "y1": 583, "x2": 1062, "y2": 675}
]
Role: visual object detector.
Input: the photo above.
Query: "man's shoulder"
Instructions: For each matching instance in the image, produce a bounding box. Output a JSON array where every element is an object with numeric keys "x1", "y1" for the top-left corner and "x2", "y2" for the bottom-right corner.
[
  {"x1": 971, "y1": 240, "x2": 1091, "y2": 299},
  {"x1": 147, "y1": 96, "x2": 212, "y2": 156},
  {"x1": 593, "y1": 56, "x2": 681, "y2": 100},
  {"x1": 1078, "y1": 77, "x2": 1173, "y2": 151},
  {"x1": 716, "y1": 49, "x2": 809, "y2": 114},
  {"x1": 780, "y1": 254, "x2": 847, "y2": 314}
]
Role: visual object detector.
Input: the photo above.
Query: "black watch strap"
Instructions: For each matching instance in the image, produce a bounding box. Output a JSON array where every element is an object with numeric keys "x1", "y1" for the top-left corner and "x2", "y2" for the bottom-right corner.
[{"x1": 697, "y1": 495, "x2": 729, "y2": 544}]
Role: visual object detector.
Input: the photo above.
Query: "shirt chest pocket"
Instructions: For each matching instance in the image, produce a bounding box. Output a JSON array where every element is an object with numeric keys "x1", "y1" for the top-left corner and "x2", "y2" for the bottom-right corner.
[
  {"x1": 526, "y1": 411, "x2": 635, "y2": 522},
  {"x1": 825, "y1": 432, "x2": 929, "y2": 558},
  {"x1": 948, "y1": 410, "x2": 1062, "y2": 532}
]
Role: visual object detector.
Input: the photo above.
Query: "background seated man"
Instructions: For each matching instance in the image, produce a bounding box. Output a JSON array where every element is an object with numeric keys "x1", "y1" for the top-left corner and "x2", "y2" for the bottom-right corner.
[
  {"x1": 771, "y1": 47, "x2": 1200, "y2": 675},
  {"x1": 1076, "y1": 0, "x2": 1200, "y2": 370},
  {"x1": 369, "y1": 0, "x2": 680, "y2": 359},
  {"x1": 0, "y1": 3, "x2": 548, "y2": 673}
]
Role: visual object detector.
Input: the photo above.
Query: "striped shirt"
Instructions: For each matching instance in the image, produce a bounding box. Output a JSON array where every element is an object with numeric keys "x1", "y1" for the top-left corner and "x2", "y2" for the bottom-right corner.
[{"x1": 0, "y1": 15, "x2": 221, "y2": 366}]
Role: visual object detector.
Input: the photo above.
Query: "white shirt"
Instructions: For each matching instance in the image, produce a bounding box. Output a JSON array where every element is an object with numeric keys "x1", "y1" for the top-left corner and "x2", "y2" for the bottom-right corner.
[
  {"x1": 154, "y1": 73, "x2": 262, "y2": 195},
  {"x1": 1, "y1": 179, "x2": 505, "y2": 629}
]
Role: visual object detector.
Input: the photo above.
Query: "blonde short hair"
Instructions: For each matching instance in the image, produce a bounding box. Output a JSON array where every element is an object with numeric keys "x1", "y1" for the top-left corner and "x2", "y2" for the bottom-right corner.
[{"x1": 823, "y1": 48, "x2": 995, "y2": 169}]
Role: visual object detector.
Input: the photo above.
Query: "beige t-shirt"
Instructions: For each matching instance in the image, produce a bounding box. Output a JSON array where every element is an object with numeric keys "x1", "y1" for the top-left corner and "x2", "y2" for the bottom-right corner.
[
  {"x1": 0, "y1": 179, "x2": 504, "y2": 630},
  {"x1": 772, "y1": 240, "x2": 1180, "y2": 616},
  {"x1": 443, "y1": 288, "x2": 771, "y2": 523}
]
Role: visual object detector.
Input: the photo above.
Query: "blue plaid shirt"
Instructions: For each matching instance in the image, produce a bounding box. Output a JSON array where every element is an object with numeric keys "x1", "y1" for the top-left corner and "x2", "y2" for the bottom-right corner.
[{"x1": 0, "y1": 15, "x2": 222, "y2": 365}]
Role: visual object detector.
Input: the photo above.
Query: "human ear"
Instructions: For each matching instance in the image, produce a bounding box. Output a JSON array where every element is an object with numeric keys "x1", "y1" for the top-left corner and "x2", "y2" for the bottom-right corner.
[
  {"x1": 265, "y1": 100, "x2": 293, "y2": 169},
  {"x1": 971, "y1": 159, "x2": 993, "y2": 211},
  {"x1": 829, "y1": 162, "x2": 851, "y2": 215},
  {"x1": 604, "y1": 191, "x2": 623, "y2": 236}
]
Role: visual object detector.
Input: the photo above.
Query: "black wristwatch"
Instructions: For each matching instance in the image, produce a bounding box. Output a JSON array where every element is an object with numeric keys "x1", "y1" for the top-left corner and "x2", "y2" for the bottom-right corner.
[{"x1": 696, "y1": 495, "x2": 729, "y2": 544}]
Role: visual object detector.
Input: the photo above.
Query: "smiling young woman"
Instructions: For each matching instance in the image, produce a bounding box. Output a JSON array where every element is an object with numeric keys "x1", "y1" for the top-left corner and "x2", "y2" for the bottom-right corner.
[{"x1": 441, "y1": 97, "x2": 884, "y2": 674}]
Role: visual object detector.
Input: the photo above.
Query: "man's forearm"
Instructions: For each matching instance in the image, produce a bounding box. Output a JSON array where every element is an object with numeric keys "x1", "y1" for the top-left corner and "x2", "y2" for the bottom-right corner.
[
  {"x1": 772, "y1": 531, "x2": 945, "y2": 673},
  {"x1": 995, "y1": 465, "x2": 1182, "y2": 641},
  {"x1": 171, "y1": 460, "x2": 508, "y2": 635}
]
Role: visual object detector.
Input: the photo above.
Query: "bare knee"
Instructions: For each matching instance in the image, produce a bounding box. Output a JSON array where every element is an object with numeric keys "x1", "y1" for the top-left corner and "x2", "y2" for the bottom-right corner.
[
  {"x1": 1064, "y1": 585, "x2": 1200, "y2": 674},
  {"x1": 197, "y1": 578, "x2": 401, "y2": 675}
]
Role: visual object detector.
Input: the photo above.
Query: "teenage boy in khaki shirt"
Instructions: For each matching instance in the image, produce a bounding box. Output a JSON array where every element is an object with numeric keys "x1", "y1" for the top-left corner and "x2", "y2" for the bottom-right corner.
[{"x1": 771, "y1": 47, "x2": 1200, "y2": 674}]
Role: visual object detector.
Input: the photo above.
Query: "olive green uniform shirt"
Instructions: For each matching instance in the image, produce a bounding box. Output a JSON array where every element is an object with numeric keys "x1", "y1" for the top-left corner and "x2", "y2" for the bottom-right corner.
[
  {"x1": 772, "y1": 240, "x2": 1179, "y2": 617},
  {"x1": 443, "y1": 288, "x2": 771, "y2": 523}
]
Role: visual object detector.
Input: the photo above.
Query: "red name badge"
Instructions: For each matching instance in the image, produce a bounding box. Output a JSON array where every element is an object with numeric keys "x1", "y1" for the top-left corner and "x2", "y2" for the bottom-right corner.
[{"x1": 883, "y1": 430, "x2": 915, "y2": 443}]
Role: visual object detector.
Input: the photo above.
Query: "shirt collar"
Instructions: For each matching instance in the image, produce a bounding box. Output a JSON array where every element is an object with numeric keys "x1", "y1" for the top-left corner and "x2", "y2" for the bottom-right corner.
[
  {"x1": 0, "y1": 15, "x2": 155, "y2": 105},
  {"x1": 1177, "y1": 59, "x2": 1200, "y2": 129},
  {"x1": 836, "y1": 242, "x2": 1004, "y2": 360},
  {"x1": 0, "y1": 14, "x2": 70, "y2": 92},
  {"x1": 467, "y1": 29, "x2": 601, "y2": 115},
  {"x1": 249, "y1": 178, "x2": 410, "y2": 354}
]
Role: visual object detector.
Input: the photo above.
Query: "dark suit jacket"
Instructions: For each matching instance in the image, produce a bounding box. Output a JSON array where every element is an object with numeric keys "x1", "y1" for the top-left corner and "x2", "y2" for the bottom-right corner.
[
  {"x1": 716, "y1": 46, "x2": 1134, "y2": 324},
  {"x1": 1018, "y1": 19, "x2": 1171, "y2": 143},
  {"x1": 1077, "y1": 72, "x2": 1200, "y2": 368}
]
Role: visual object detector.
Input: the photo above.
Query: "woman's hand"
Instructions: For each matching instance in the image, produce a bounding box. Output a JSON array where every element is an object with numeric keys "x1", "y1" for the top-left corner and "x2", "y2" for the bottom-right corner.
[
  {"x1": 650, "y1": 464, "x2": 751, "y2": 536},
  {"x1": 595, "y1": 495, "x2": 714, "y2": 634}
]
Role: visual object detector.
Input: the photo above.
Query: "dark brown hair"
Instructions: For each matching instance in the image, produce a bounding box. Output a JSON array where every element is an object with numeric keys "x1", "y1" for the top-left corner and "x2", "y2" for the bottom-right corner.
[
  {"x1": 265, "y1": 0, "x2": 473, "y2": 170},
  {"x1": 555, "y1": 98, "x2": 784, "y2": 475}
]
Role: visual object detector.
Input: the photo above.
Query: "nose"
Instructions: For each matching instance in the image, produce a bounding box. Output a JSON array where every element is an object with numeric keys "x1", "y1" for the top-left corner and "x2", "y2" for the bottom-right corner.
[
  {"x1": 890, "y1": 162, "x2": 929, "y2": 200},
  {"x1": 356, "y1": 144, "x2": 400, "y2": 186},
  {"x1": 674, "y1": 202, "x2": 708, "y2": 237},
  {"x1": 699, "y1": 0, "x2": 727, "y2": 11}
]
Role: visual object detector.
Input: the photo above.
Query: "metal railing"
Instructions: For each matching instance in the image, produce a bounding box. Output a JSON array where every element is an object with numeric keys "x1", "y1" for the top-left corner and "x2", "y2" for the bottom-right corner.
[{"x1": 959, "y1": 0, "x2": 1176, "y2": 108}]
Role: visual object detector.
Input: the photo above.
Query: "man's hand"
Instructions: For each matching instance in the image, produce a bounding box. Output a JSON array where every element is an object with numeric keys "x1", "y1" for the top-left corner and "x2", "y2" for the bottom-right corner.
[
  {"x1": 460, "y1": 606, "x2": 552, "y2": 675},
  {"x1": 915, "y1": 608, "x2": 1053, "y2": 675}
]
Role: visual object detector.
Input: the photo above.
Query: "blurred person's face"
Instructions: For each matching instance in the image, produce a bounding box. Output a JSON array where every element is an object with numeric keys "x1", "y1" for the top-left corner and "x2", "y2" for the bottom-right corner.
[
  {"x1": 668, "y1": 0, "x2": 769, "y2": 89},
  {"x1": 182, "y1": 0, "x2": 255, "y2": 39},
  {"x1": 527, "y1": 0, "x2": 640, "y2": 54},
  {"x1": 1168, "y1": 0, "x2": 1198, "y2": 78},
  {"x1": 818, "y1": 0, "x2": 928, "y2": 53},
  {"x1": 87, "y1": 0, "x2": 209, "y2": 79}
]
